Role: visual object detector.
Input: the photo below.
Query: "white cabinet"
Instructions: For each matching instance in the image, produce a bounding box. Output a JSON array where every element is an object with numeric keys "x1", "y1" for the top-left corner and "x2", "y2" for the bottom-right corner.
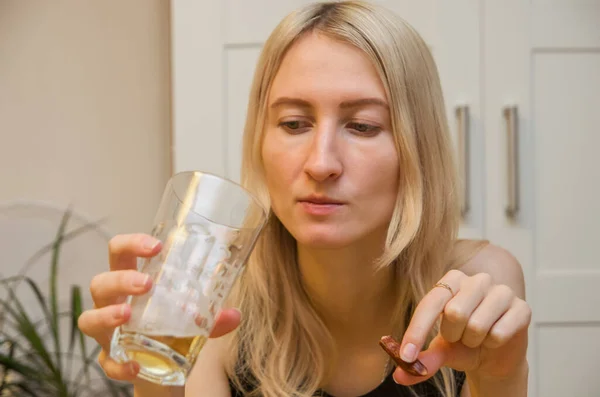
[
  {"x1": 484, "y1": 1, "x2": 600, "y2": 396},
  {"x1": 170, "y1": 1, "x2": 600, "y2": 395}
]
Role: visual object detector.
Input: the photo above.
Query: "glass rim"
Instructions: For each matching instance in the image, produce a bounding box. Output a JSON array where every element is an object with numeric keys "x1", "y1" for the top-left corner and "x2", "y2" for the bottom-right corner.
[{"x1": 169, "y1": 170, "x2": 269, "y2": 227}]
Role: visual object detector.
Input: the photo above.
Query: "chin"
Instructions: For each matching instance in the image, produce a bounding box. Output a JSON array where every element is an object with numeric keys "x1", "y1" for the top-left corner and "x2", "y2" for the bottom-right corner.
[
  {"x1": 290, "y1": 225, "x2": 357, "y2": 249},
  {"x1": 299, "y1": 237, "x2": 350, "y2": 249}
]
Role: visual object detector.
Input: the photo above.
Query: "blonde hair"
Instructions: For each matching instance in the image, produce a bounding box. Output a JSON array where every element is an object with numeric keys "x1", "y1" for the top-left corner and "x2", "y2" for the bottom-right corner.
[{"x1": 225, "y1": 1, "x2": 488, "y2": 396}]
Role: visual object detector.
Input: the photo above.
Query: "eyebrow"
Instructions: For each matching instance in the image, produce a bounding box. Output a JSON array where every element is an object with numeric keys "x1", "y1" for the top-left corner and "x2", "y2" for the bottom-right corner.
[{"x1": 269, "y1": 96, "x2": 389, "y2": 109}]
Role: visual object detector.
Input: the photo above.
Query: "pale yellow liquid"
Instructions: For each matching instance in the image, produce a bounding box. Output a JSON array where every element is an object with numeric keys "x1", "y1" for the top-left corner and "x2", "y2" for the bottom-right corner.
[{"x1": 121, "y1": 332, "x2": 208, "y2": 381}]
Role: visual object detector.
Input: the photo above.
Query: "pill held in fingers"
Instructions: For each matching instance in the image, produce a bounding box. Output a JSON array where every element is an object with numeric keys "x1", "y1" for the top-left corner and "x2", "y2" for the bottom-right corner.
[{"x1": 379, "y1": 335, "x2": 428, "y2": 376}]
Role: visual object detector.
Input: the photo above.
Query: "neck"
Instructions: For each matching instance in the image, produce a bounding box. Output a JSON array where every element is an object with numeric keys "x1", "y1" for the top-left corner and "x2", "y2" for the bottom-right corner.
[{"x1": 297, "y1": 240, "x2": 397, "y2": 346}]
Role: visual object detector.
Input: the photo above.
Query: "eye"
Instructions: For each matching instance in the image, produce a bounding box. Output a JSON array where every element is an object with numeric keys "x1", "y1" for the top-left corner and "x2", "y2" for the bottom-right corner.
[
  {"x1": 278, "y1": 120, "x2": 311, "y2": 134},
  {"x1": 347, "y1": 122, "x2": 381, "y2": 136}
]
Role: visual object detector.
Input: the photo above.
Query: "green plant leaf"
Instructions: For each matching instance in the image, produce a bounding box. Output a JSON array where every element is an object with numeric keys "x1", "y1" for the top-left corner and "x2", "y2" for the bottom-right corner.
[
  {"x1": 68, "y1": 286, "x2": 84, "y2": 356},
  {"x1": 0, "y1": 206, "x2": 118, "y2": 397},
  {"x1": 71, "y1": 344, "x2": 102, "y2": 393},
  {"x1": 0, "y1": 351, "x2": 39, "y2": 379},
  {"x1": 4, "y1": 381, "x2": 41, "y2": 397},
  {"x1": 50, "y1": 207, "x2": 72, "y2": 377},
  {"x1": 0, "y1": 275, "x2": 52, "y2": 364},
  {"x1": 18, "y1": 215, "x2": 108, "y2": 278},
  {"x1": 0, "y1": 275, "x2": 25, "y2": 286},
  {"x1": 69, "y1": 285, "x2": 91, "y2": 383},
  {"x1": 0, "y1": 335, "x2": 37, "y2": 362},
  {"x1": 0, "y1": 339, "x2": 16, "y2": 391},
  {"x1": 0, "y1": 314, "x2": 20, "y2": 336},
  {"x1": 23, "y1": 277, "x2": 53, "y2": 333},
  {"x1": 3, "y1": 286, "x2": 58, "y2": 379}
]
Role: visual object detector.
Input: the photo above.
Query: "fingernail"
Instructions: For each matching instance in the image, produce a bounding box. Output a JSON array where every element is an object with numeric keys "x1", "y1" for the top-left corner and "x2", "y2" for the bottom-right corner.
[
  {"x1": 401, "y1": 343, "x2": 418, "y2": 362},
  {"x1": 129, "y1": 361, "x2": 138, "y2": 375},
  {"x1": 117, "y1": 304, "x2": 130, "y2": 319},
  {"x1": 132, "y1": 274, "x2": 150, "y2": 288},
  {"x1": 143, "y1": 237, "x2": 160, "y2": 251},
  {"x1": 380, "y1": 336, "x2": 428, "y2": 377}
]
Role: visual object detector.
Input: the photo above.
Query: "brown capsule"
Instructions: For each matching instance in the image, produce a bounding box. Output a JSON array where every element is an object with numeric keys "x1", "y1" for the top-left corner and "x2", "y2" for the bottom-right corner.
[{"x1": 379, "y1": 335, "x2": 428, "y2": 377}]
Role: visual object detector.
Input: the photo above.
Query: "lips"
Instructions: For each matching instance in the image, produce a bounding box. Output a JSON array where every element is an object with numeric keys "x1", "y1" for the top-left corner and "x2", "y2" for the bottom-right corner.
[
  {"x1": 297, "y1": 196, "x2": 345, "y2": 205},
  {"x1": 297, "y1": 196, "x2": 345, "y2": 216}
]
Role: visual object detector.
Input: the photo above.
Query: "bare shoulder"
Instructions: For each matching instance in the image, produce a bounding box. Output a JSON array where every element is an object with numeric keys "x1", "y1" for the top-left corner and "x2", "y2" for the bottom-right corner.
[
  {"x1": 458, "y1": 243, "x2": 526, "y2": 299},
  {"x1": 185, "y1": 337, "x2": 232, "y2": 396}
]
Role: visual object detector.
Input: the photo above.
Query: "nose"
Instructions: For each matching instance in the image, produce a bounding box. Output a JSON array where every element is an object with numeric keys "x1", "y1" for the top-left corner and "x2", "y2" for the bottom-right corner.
[{"x1": 303, "y1": 123, "x2": 343, "y2": 182}]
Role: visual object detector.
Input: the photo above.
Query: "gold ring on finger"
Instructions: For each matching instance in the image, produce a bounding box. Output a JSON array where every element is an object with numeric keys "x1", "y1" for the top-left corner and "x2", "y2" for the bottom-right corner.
[{"x1": 434, "y1": 281, "x2": 454, "y2": 296}]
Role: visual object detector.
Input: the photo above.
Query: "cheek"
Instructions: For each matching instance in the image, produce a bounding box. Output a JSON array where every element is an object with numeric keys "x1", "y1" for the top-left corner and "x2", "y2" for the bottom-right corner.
[
  {"x1": 379, "y1": 156, "x2": 400, "y2": 195},
  {"x1": 261, "y1": 132, "x2": 295, "y2": 199},
  {"x1": 261, "y1": 132, "x2": 281, "y2": 181},
  {"x1": 355, "y1": 140, "x2": 398, "y2": 183},
  {"x1": 359, "y1": 150, "x2": 399, "y2": 209}
]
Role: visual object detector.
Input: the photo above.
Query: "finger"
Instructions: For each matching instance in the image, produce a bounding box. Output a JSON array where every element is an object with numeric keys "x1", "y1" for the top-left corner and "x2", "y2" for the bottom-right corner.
[
  {"x1": 78, "y1": 304, "x2": 131, "y2": 350},
  {"x1": 207, "y1": 308, "x2": 241, "y2": 338},
  {"x1": 440, "y1": 272, "x2": 493, "y2": 343},
  {"x1": 392, "y1": 335, "x2": 449, "y2": 385},
  {"x1": 379, "y1": 336, "x2": 428, "y2": 377},
  {"x1": 393, "y1": 334, "x2": 477, "y2": 386},
  {"x1": 460, "y1": 284, "x2": 514, "y2": 348},
  {"x1": 108, "y1": 233, "x2": 162, "y2": 271},
  {"x1": 98, "y1": 350, "x2": 140, "y2": 381},
  {"x1": 90, "y1": 270, "x2": 153, "y2": 308},
  {"x1": 400, "y1": 270, "x2": 465, "y2": 363},
  {"x1": 483, "y1": 298, "x2": 532, "y2": 349}
]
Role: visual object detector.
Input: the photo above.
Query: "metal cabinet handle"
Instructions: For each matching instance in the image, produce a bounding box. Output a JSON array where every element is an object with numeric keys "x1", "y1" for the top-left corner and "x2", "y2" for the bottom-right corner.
[
  {"x1": 455, "y1": 105, "x2": 470, "y2": 218},
  {"x1": 503, "y1": 106, "x2": 519, "y2": 219}
]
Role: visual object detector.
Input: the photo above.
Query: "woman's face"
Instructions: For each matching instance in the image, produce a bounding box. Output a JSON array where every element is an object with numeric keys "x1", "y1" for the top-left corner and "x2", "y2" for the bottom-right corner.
[{"x1": 261, "y1": 32, "x2": 399, "y2": 249}]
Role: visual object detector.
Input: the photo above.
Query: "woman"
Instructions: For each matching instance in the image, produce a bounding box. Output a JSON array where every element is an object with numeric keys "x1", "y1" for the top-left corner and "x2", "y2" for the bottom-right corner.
[{"x1": 79, "y1": 1, "x2": 531, "y2": 396}]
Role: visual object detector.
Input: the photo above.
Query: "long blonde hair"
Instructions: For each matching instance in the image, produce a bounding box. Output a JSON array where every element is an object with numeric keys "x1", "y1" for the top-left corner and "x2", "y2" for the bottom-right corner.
[{"x1": 225, "y1": 2, "x2": 487, "y2": 396}]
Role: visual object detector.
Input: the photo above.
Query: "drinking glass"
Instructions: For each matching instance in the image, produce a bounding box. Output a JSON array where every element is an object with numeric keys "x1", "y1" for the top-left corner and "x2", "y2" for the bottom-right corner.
[{"x1": 110, "y1": 171, "x2": 267, "y2": 386}]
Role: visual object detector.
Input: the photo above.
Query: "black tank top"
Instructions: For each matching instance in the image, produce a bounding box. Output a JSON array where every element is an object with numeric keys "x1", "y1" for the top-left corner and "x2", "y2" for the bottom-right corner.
[{"x1": 229, "y1": 368, "x2": 466, "y2": 396}]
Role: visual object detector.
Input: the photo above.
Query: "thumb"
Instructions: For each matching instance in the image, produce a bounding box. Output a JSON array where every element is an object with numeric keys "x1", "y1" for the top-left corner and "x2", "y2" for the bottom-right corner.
[{"x1": 207, "y1": 308, "x2": 241, "y2": 338}]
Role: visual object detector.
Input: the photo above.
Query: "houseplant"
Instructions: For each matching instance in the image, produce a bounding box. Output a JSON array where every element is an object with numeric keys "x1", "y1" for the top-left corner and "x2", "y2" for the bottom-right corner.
[{"x1": 0, "y1": 207, "x2": 133, "y2": 396}]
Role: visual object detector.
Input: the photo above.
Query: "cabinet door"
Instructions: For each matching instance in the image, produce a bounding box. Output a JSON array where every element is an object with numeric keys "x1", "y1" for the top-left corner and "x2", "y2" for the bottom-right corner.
[
  {"x1": 431, "y1": 0, "x2": 484, "y2": 240},
  {"x1": 484, "y1": 1, "x2": 600, "y2": 396},
  {"x1": 171, "y1": 0, "x2": 483, "y2": 239}
]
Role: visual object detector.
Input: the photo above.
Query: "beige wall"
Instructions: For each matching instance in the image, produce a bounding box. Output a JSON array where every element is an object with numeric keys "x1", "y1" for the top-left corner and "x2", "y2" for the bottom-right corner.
[{"x1": 0, "y1": 1, "x2": 171, "y2": 299}]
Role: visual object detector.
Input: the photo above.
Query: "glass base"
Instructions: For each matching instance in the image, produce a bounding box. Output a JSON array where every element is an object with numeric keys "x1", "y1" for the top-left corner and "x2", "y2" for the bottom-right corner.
[{"x1": 110, "y1": 327, "x2": 206, "y2": 386}]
